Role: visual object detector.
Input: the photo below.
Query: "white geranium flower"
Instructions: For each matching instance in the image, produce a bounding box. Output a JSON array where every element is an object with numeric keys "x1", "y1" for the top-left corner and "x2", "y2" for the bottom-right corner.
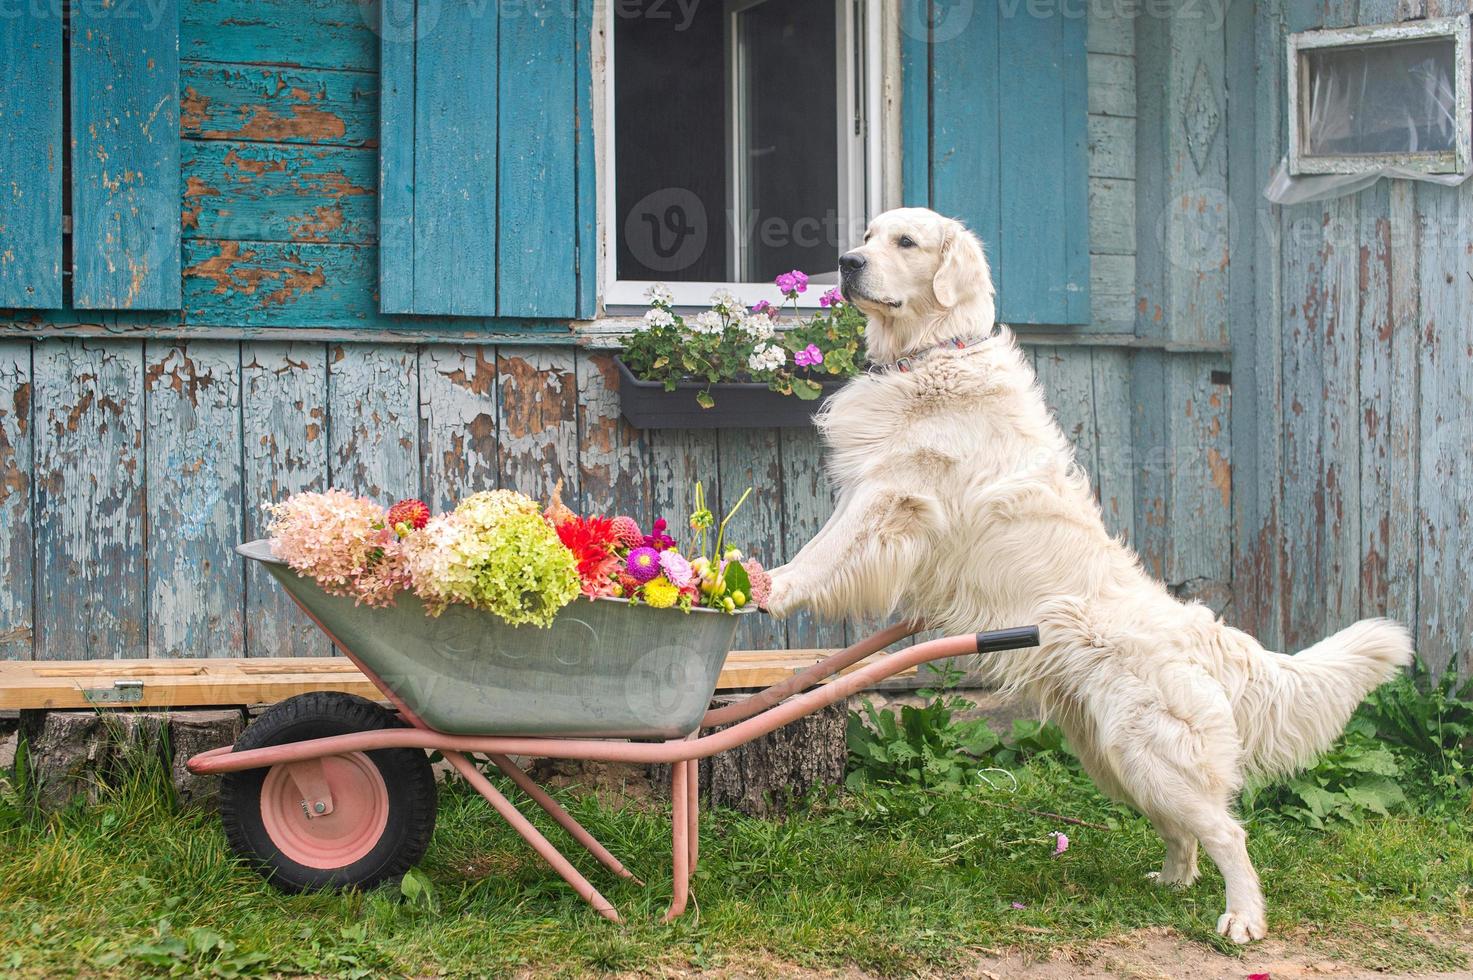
[
  {"x1": 646, "y1": 283, "x2": 674, "y2": 306},
  {"x1": 690, "y1": 310, "x2": 725, "y2": 335},
  {"x1": 643, "y1": 306, "x2": 674, "y2": 329},
  {"x1": 747, "y1": 342, "x2": 787, "y2": 373},
  {"x1": 710, "y1": 289, "x2": 740, "y2": 314}
]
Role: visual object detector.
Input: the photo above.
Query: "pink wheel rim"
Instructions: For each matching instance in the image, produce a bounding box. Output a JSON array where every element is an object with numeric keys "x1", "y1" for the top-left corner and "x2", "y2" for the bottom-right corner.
[{"x1": 260, "y1": 753, "x2": 390, "y2": 870}]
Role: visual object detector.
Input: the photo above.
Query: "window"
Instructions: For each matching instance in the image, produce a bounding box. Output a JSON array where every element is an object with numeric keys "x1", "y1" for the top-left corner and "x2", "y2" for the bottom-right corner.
[
  {"x1": 606, "y1": 0, "x2": 881, "y2": 307},
  {"x1": 1288, "y1": 16, "x2": 1471, "y2": 176}
]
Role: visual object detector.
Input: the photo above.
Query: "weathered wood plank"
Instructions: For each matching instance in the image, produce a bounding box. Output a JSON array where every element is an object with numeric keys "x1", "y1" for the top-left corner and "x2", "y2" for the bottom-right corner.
[
  {"x1": 377, "y1": 0, "x2": 416, "y2": 314},
  {"x1": 1086, "y1": 115, "x2": 1135, "y2": 180},
  {"x1": 419, "y1": 346, "x2": 499, "y2": 512},
  {"x1": 932, "y1": 0, "x2": 1001, "y2": 271},
  {"x1": 575, "y1": 0, "x2": 598, "y2": 320},
  {"x1": 778, "y1": 426, "x2": 845, "y2": 650},
  {"x1": 495, "y1": 347, "x2": 578, "y2": 503},
  {"x1": 1090, "y1": 254, "x2": 1136, "y2": 326},
  {"x1": 406, "y1": 0, "x2": 499, "y2": 316},
  {"x1": 497, "y1": 0, "x2": 578, "y2": 318},
  {"x1": 183, "y1": 240, "x2": 364, "y2": 326},
  {"x1": 1087, "y1": 52, "x2": 1135, "y2": 118},
  {"x1": 1321, "y1": 194, "x2": 1363, "y2": 633},
  {"x1": 180, "y1": 0, "x2": 377, "y2": 73},
  {"x1": 0, "y1": 343, "x2": 32, "y2": 659},
  {"x1": 1088, "y1": 177, "x2": 1136, "y2": 256},
  {"x1": 180, "y1": 63, "x2": 377, "y2": 147},
  {"x1": 181, "y1": 141, "x2": 376, "y2": 244},
  {"x1": 718, "y1": 428, "x2": 786, "y2": 651},
  {"x1": 1086, "y1": 2, "x2": 1134, "y2": 56},
  {"x1": 1034, "y1": 347, "x2": 1099, "y2": 483},
  {"x1": 144, "y1": 343, "x2": 244, "y2": 658},
  {"x1": 1090, "y1": 349, "x2": 1135, "y2": 543},
  {"x1": 574, "y1": 351, "x2": 649, "y2": 517},
  {"x1": 0, "y1": 11, "x2": 63, "y2": 308},
  {"x1": 648, "y1": 428, "x2": 718, "y2": 551},
  {"x1": 327, "y1": 344, "x2": 419, "y2": 502},
  {"x1": 1164, "y1": 356, "x2": 1233, "y2": 613},
  {"x1": 241, "y1": 341, "x2": 330, "y2": 658},
  {"x1": 71, "y1": 0, "x2": 181, "y2": 309},
  {"x1": 33, "y1": 341, "x2": 146, "y2": 659}
]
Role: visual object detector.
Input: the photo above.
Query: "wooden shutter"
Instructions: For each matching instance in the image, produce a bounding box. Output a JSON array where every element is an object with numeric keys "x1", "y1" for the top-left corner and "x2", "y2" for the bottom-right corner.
[
  {"x1": 380, "y1": 0, "x2": 593, "y2": 319},
  {"x1": 903, "y1": 1, "x2": 1090, "y2": 325},
  {"x1": 71, "y1": 0, "x2": 181, "y2": 309},
  {"x1": 0, "y1": 12, "x2": 64, "y2": 309}
]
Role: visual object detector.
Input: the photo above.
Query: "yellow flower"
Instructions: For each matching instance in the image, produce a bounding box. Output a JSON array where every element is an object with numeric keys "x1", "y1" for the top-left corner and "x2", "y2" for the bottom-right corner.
[{"x1": 642, "y1": 576, "x2": 679, "y2": 609}]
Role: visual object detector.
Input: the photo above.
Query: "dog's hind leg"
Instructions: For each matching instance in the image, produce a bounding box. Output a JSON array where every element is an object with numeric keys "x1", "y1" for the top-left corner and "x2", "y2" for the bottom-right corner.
[{"x1": 1144, "y1": 817, "x2": 1200, "y2": 888}]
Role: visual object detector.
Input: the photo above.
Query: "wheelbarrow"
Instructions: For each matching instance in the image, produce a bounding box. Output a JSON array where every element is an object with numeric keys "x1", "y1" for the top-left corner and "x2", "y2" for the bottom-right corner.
[{"x1": 188, "y1": 541, "x2": 1040, "y2": 922}]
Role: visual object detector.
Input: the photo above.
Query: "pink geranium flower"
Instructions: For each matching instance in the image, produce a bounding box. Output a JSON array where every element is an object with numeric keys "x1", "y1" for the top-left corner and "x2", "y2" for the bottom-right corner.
[
  {"x1": 819, "y1": 287, "x2": 842, "y2": 308},
  {"x1": 774, "y1": 270, "x2": 808, "y2": 296},
  {"x1": 793, "y1": 343, "x2": 823, "y2": 368}
]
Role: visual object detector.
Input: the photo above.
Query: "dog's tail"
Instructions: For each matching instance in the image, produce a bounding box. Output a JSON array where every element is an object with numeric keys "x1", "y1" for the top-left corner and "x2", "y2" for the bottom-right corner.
[{"x1": 1234, "y1": 618, "x2": 1412, "y2": 779}]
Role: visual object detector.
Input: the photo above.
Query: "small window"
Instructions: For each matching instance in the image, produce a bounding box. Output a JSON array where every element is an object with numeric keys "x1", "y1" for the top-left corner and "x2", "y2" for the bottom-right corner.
[
  {"x1": 606, "y1": 0, "x2": 880, "y2": 307},
  {"x1": 1288, "y1": 16, "x2": 1471, "y2": 176}
]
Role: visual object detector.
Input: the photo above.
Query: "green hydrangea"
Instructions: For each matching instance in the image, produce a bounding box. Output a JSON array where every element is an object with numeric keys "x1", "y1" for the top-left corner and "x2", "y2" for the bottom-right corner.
[{"x1": 405, "y1": 490, "x2": 579, "y2": 628}]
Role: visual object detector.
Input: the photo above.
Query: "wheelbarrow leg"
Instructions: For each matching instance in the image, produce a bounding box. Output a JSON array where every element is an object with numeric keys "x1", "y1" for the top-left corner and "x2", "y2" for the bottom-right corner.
[
  {"x1": 686, "y1": 758, "x2": 699, "y2": 869},
  {"x1": 663, "y1": 759, "x2": 691, "y2": 923},
  {"x1": 484, "y1": 753, "x2": 644, "y2": 885},
  {"x1": 443, "y1": 751, "x2": 621, "y2": 922}
]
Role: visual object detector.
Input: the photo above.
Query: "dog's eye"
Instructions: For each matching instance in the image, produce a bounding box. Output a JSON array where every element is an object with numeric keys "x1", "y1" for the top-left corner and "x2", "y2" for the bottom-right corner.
[{"x1": 898, "y1": 236, "x2": 916, "y2": 249}]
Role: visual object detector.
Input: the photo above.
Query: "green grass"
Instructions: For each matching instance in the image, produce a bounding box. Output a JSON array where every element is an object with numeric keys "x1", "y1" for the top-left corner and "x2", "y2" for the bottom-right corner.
[{"x1": 0, "y1": 756, "x2": 1469, "y2": 978}]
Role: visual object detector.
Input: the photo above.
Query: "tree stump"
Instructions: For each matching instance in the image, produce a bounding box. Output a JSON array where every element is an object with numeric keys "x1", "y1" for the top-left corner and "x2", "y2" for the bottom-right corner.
[
  {"x1": 681, "y1": 693, "x2": 852, "y2": 818},
  {"x1": 169, "y1": 709, "x2": 246, "y2": 809}
]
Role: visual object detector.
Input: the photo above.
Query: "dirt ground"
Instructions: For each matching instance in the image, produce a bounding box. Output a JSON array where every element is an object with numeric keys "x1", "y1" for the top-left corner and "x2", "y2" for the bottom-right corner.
[{"x1": 616, "y1": 924, "x2": 1473, "y2": 979}]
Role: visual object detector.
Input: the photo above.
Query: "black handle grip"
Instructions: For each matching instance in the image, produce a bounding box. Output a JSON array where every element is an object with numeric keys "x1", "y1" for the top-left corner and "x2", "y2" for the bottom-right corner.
[{"x1": 974, "y1": 625, "x2": 1041, "y2": 653}]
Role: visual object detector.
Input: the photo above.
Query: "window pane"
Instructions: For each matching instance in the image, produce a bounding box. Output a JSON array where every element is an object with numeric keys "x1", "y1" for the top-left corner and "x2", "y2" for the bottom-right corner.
[
  {"x1": 1304, "y1": 37, "x2": 1457, "y2": 157},
  {"x1": 615, "y1": 2, "x2": 728, "y2": 282},
  {"x1": 735, "y1": 0, "x2": 839, "y2": 281}
]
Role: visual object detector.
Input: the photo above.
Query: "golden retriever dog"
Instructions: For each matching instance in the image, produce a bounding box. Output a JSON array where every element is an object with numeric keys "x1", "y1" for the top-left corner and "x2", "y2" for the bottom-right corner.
[{"x1": 766, "y1": 206, "x2": 1412, "y2": 943}]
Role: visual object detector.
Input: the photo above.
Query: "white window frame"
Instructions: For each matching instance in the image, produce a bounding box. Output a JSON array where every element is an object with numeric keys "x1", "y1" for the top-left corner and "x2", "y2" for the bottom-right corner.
[
  {"x1": 601, "y1": 0, "x2": 886, "y2": 310},
  {"x1": 1287, "y1": 15, "x2": 1472, "y2": 177}
]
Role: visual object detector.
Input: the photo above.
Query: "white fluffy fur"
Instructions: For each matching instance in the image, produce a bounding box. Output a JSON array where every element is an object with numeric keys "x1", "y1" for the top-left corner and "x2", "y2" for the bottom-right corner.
[{"x1": 769, "y1": 208, "x2": 1413, "y2": 944}]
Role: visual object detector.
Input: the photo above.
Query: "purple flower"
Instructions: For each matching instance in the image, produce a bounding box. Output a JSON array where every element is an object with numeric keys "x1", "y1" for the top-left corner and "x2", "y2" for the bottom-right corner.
[
  {"x1": 625, "y1": 546, "x2": 663, "y2": 583},
  {"x1": 1051, "y1": 832, "x2": 1069, "y2": 856},
  {"x1": 641, "y1": 517, "x2": 676, "y2": 552},
  {"x1": 819, "y1": 287, "x2": 843, "y2": 308},
  {"x1": 794, "y1": 343, "x2": 824, "y2": 368},
  {"x1": 1011, "y1": 902, "x2": 1027, "y2": 910},
  {"x1": 774, "y1": 270, "x2": 808, "y2": 296},
  {"x1": 749, "y1": 300, "x2": 773, "y2": 316}
]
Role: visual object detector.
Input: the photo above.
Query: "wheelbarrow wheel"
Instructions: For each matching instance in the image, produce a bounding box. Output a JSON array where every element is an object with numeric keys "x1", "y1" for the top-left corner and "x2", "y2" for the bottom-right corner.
[{"x1": 219, "y1": 691, "x2": 436, "y2": 893}]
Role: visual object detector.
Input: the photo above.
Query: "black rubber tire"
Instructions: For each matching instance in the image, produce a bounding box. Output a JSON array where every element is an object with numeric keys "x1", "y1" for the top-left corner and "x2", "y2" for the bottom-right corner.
[{"x1": 219, "y1": 691, "x2": 436, "y2": 893}]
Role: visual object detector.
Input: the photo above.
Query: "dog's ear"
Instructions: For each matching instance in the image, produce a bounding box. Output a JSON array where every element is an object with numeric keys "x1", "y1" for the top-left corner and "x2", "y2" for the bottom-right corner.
[{"x1": 932, "y1": 221, "x2": 983, "y2": 308}]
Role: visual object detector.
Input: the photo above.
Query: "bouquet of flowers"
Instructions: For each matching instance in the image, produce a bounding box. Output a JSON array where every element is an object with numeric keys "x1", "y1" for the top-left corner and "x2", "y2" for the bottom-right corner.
[
  {"x1": 265, "y1": 480, "x2": 771, "y2": 628},
  {"x1": 621, "y1": 270, "x2": 867, "y2": 408}
]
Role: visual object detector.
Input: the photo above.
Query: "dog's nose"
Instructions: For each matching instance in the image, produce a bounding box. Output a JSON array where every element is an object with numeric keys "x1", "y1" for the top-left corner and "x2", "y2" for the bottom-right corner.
[{"x1": 838, "y1": 252, "x2": 866, "y2": 275}]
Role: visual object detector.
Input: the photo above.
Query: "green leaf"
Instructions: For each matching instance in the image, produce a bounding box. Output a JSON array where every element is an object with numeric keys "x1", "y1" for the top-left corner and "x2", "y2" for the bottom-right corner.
[
  {"x1": 791, "y1": 378, "x2": 822, "y2": 400},
  {"x1": 696, "y1": 390, "x2": 716, "y2": 409}
]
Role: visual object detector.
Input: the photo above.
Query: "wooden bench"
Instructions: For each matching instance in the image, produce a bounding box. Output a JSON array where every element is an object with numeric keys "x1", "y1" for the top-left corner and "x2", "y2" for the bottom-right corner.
[{"x1": 0, "y1": 651, "x2": 913, "y2": 711}]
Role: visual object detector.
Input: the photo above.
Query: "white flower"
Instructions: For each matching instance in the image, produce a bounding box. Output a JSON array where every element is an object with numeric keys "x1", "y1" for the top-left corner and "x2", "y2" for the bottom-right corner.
[
  {"x1": 643, "y1": 306, "x2": 674, "y2": 330},
  {"x1": 748, "y1": 342, "x2": 787, "y2": 373},
  {"x1": 646, "y1": 282, "x2": 674, "y2": 306},
  {"x1": 710, "y1": 289, "x2": 740, "y2": 314},
  {"x1": 690, "y1": 310, "x2": 725, "y2": 335}
]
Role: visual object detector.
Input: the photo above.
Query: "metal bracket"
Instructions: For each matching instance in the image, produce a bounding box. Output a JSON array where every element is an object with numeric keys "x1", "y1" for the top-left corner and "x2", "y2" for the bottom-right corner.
[
  {"x1": 81, "y1": 679, "x2": 144, "y2": 705},
  {"x1": 284, "y1": 759, "x2": 334, "y2": 818}
]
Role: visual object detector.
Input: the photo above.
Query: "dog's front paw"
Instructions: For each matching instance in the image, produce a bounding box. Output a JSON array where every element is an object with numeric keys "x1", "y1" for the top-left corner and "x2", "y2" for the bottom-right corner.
[
  {"x1": 1215, "y1": 909, "x2": 1267, "y2": 944},
  {"x1": 763, "y1": 569, "x2": 801, "y2": 619}
]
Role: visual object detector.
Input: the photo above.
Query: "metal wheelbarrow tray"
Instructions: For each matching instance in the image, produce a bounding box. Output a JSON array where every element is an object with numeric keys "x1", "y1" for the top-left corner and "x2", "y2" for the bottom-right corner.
[{"x1": 190, "y1": 540, "x2": 1040, "y2": 922}]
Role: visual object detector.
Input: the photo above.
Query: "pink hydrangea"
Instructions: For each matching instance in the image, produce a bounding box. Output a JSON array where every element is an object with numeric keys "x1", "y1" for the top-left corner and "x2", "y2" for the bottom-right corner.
[
  {"x1": 266, "y1": 489, "x2": 405, "y2": 607},
  {"x1": 742, "y1": 558, "x2": 771, "y2": 606}
]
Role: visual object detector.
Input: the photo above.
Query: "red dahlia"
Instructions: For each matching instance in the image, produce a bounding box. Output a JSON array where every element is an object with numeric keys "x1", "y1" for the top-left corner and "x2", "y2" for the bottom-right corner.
[{"x1": 387, "y1": 498, "x2": 431, "y2": 533}]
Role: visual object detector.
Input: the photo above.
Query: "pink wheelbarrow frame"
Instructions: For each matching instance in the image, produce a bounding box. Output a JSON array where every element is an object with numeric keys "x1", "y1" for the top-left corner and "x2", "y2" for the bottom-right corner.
[{"x1": 189, "y1": 609, "x2": 1039, "y2": 922}]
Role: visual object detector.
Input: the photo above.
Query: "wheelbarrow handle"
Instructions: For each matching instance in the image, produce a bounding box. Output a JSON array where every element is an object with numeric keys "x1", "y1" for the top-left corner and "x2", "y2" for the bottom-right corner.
[{"x1": 974, "y1": 625, "x2": 1041, "y2": 653}]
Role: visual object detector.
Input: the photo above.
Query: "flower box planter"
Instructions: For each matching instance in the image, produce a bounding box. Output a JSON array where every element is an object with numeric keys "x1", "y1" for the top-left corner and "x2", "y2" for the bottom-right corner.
[{"x1": 614, "y1": 357, "x2": 842, "y2": 429}]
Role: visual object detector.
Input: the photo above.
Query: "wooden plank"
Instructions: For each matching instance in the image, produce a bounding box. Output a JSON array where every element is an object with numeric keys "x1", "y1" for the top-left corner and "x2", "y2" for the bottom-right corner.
[
  {"x1": 184, "y1": 240, "x2": 364, "y2": 326},
  {"x1": 71, "y1": 0, "x2": 181, "y2": 309},
  {"x1": 144, "y1": 343, "x2": 244, "y2": 658},
  {"x1": 574, "y1": 351, "x2": 649, "y2": 517},
  {"x1": 575, "y1": 0, "x2": 598, "y2": 320},
  {"x1": 377, "y1": 0, "x2": 416, "y2": 314},
  {"x1": 1087, "y1": 52, "x2": 1135, "y2": 118},
  {"x1": 717, "y1": 428, "x2": 786, "y2": 651},
  {"x1": 1061, "y1": 10, "x2": 1092, "y2": 325},
  {"x1": 1164, "y1": 355, "x2": 1233, "y2": 613},
  {"x1": 497, "y1": 0, "x2": 578, "y2": 318},
  {"x1": 180, "y1": 0, "x2": 377, "y2": 73},
  {"x1": 1129, "y1": 350, "x2": 1169, "y2": 581},
  {"x1": 180, "y1": 63, "x2": 377, "y2": 147},
  {"x1": 241, "y1": 341, "x2": 330, "y2": 658},
  {"x1": 0, "y1": 649, "x2": 913, "y2": 710},
  {"x1": 1034, "y1": 348, "x2": 1098, "y2": 483},
  {"x1": 495, "y1": 347, "x2": 578, "y2": 503},
  {"x1": 1086, "y1": 115, "x2": 1135, "y2": 180},
  {"x1": 1088, "y1": 178, "x2": 1136, "y2": 256},
  {"x1": 32, "y1": 341, "x2": 146, "y2": 659},
  {"x1": 1320, "y1": 194, "x2": 1362, "y2": 632},
  {"x1": 181, "y1": 141, "x2": 376, "y2": 244},
  {"x1": 0, "y1": 343, "x2": 32, "y2": 659},
  {"x1": 419, "y1": 346, "x2": 499, "y2": 512},
  {"x1": 408, "y1": 0, "x2": 499, "y2": 315},
  {"x1": 1090, "y1": 349, "x2": 1135, "y2": 543},
  {"x1": 648, "y1": 428, "x2": 718, "y2": 550},
  {"x1": 1086, "y1": 2, "x2": 1134, "y2": 56},
  {"x1": 778, "y1": 426, "x2": 846, "y2": 650},
  {"x1": 931, "y1": 0, "x2": 1000, "y2": 270},
  {"x1": 1090, "y1": 254, "x2": 1136, "y2": 326},
  {"x1": 0, "y1": 11, "x2": 63, "y2": 308},
  {"x1": 327, "y1": 344, "x2": 420, "y2": 502}
]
